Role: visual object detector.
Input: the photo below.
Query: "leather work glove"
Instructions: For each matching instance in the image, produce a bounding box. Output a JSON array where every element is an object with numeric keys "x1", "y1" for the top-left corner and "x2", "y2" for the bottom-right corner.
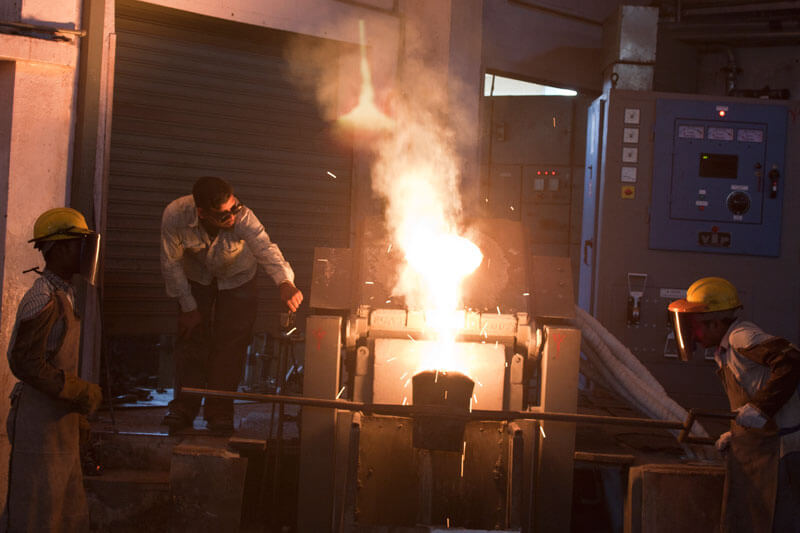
[
  {"x1": 59, "y1": 374, "x2": 103, "y2": 416},
  {"x1": 715, "y1": 431, "x2": 732, "y2": 453},
  {"x1": 735, "y1": 403, "x2": 768, "y2": 429}
]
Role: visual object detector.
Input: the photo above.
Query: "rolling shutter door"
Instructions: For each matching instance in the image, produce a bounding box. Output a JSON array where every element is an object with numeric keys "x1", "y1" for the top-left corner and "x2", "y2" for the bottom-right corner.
[{"x1": 104, "y1": 0, "x2": 352, "y2": 335}]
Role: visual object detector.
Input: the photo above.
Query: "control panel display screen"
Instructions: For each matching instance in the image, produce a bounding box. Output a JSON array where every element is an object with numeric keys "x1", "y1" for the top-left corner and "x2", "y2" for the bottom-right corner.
[{"x1": 699, "y1": 153, "x2": 738, "y2": 179}]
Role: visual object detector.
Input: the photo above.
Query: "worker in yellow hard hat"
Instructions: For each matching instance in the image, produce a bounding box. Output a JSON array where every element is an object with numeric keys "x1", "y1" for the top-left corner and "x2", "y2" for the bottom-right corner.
[
  {"x1": 2, "y1": 207, "x2": 103, "y2": 531},
  {"x1": 669, "y1": 277, "x2": 800, "y2": 532}
]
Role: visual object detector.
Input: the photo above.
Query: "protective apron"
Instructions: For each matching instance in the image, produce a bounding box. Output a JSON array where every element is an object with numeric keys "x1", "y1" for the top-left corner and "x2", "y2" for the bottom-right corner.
[
  {"x1": 719, "y1": 365, "x2": 780, "y2": 533},
  {"x1": 4, "y1": 291, "x2": 89, "y2": 532}
]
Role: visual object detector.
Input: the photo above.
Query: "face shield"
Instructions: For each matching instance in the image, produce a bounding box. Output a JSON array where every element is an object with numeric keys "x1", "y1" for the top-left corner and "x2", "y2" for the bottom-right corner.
[
  {"x1": 669, "y1": 308, "x2": 698, "y2": 362},
  {"x1": 668, "y1": 297, "x2": 740, "y2": 361},
  {"x1": 79, "y1": 232, "x2": 101, "y2": 286}
]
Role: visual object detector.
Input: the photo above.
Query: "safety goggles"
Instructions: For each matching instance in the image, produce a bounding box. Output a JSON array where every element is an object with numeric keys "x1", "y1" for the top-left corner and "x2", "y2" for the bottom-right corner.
[{"x1": 206, "y1": 201, "x2": 244, "y2": 222}]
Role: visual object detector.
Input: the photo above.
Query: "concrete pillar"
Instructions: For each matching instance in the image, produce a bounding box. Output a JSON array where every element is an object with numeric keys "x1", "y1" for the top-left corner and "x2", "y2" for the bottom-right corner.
[
  {"x1": 71, "y1": 0, "x2": 116, "y2": 384},
  {"x1": 535, "y1": 325, "x2": 581, "y2": 532},
  {"x1": 447, "y1": 0, "x2": 484, "y2": 211},
  {"x1": 398, "y1": 0, "x2": 453, "y2": 93},
  {"x1": 397, "y1": 0, "x2": 484, "y2": 212},
  {"x1": 297, "y1": 315, "x2": 342, "y2": 533}
]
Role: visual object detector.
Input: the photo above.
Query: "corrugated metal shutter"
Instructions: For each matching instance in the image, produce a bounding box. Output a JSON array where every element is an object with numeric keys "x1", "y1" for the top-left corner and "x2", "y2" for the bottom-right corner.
[{"x1": 104, "y1": 0, "x2": 353, "y2": 335}]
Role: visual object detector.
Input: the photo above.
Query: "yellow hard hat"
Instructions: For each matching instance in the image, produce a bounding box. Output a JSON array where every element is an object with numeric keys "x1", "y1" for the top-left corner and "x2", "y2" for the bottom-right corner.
[
  {"x1": 667, "y1": 277, "x2": 741, "y2": 361},
  {"x1": 30, "y1": 207, "x2": 93, "y2": 244},
  {"x1": 668, "y1": 277, "x2": 741, "y2": 314}
]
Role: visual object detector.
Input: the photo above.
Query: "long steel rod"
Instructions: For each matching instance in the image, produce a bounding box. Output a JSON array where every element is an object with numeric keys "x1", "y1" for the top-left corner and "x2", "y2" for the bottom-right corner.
[
  {"x1": 183, "y1": 387, "x2": 689, "y2": 431},
  {"x1": 678, "y1": 408, "x2": 735, "y2": 443}
]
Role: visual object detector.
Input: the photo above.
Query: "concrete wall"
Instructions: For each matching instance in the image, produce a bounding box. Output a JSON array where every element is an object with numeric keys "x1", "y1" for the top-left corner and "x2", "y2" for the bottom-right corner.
[
  {"x1": 653, "y1": 31, "x2": 698, "y2": 94},
  {"x1": 20, "y1": 0, "x2": 80, "y2": 28},
  {"x1": 481, "y1": 0, "x2": 625, "y2": 94},
  {"x1": 697, "y1": 46, "x2": 800, "y2": 98},
  {"x1": 0, "y1": 0, "x2": 82, "y2": 504},
  {"x1": 655, "y1": 28, "x2": 800, "y2": 101}
]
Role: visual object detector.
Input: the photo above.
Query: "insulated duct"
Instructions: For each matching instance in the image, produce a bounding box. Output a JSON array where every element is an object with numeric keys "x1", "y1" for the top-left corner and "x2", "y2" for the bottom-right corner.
[{"x1": 573, "y1": 306, "x2": 709, "y2": 439}]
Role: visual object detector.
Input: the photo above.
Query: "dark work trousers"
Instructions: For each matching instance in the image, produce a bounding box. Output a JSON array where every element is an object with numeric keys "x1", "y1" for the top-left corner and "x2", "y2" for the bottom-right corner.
[{"x1": 169, "y1": 276, "x2": 258, "y2": 423}]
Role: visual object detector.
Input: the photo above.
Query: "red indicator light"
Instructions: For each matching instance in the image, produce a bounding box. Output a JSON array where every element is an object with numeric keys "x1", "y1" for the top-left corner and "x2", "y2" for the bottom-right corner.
[
  {"x1": 544, "y1": 171, "x2": 549, "y2": 175},
  {"x1": 537, "y1": 170, "x2": 542, "y2": 175},
  {"x1": 711, "y1": 226, "x2": 719, "y2": 233},
  {"x1": 718, "y1": 110, "x2": 726, "y2": 117},
  {"x1": 553, "y1": 170, "x2": 558, "y2": 175}
]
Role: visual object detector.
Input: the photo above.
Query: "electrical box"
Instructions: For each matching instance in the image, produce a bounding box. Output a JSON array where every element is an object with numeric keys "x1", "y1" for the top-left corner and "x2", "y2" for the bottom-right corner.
[
  {"x1": 579, "y1": 89, "x2": 800, "y2": 412},
  {"x1": 480, "y1": 95, "x2": 590, "y2": 287},
  {"x1": 650, "y1": 99, "x2": 787, "y2": 256}
]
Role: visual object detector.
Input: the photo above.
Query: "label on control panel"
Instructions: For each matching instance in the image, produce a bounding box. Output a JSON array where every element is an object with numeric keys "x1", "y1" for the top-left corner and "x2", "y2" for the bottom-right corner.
[
  {"x1": 622, "y1": 147, "x2": 638, "y2": 163},
  {"x1": 698, "y1": 232, "x2": 731, "y2": 247},
  {"x1": 623, "y1": 127, "x2": 640, "y2": 144},
  {"x1": 624, "y1": 108, "x2": 640, "y2": 124},
  {"x1": 660, "y1": 288, "x2": 687, "y2": 299},
  {"x1": 621, "y1": 166, "x2": 637, "y2": 183}
]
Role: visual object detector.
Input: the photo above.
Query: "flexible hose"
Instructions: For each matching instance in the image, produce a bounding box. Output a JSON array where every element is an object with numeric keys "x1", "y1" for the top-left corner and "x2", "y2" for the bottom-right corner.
[{"x1": 573, "y1": 306, "x2": 709, "y2": 439}]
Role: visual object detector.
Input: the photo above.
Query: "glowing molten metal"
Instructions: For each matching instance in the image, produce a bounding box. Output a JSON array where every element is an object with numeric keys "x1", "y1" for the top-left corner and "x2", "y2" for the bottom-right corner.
[{"x1": 400, "y1": 225, "x2": 483, "y2": 376}]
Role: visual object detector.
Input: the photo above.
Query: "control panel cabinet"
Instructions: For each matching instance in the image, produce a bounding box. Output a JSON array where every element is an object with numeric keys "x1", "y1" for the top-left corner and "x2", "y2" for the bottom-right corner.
[{"x1": 650, "y1": 99, "x2": 787, "y2": 256}]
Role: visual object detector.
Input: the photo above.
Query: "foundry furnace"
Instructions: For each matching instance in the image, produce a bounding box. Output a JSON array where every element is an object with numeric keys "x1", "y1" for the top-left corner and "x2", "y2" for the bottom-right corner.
[{"x1": 298, "y1": 217, "x2": 580, "y2": 532}]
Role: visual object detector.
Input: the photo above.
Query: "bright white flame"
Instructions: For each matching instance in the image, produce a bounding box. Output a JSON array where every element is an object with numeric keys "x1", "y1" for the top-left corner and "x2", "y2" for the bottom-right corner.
[
  {"x1": 404, "y1": 233, "x2": 482, "y2": 281},
  {"x1": 399, "y1": 228, "x2": 482, "y2": 374},
  {"x1": 327, "y1": 18, "x2": 485, "y2": 378}
]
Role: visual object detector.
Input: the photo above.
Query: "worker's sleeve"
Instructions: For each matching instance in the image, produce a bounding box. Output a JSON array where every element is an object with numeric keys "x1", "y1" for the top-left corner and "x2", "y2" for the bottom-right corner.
[
  {"x1": 7, "y1": 298, "x2": 66, "y2": 398},
  {"x1": 160, "y1": 208, "x2": 197, "y2": 312},
  {"x1": 737, "y1": 337, "x2": 800, "y2": 418},
  {"x1": 237, "y1": 208, "x2": 295, "y2": 286}
]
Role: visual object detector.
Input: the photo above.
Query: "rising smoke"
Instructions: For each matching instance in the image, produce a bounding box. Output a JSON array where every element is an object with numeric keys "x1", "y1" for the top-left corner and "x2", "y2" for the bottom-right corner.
[{"x1": 285, "y1": 16, "x2": 480, "y2": 313}]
